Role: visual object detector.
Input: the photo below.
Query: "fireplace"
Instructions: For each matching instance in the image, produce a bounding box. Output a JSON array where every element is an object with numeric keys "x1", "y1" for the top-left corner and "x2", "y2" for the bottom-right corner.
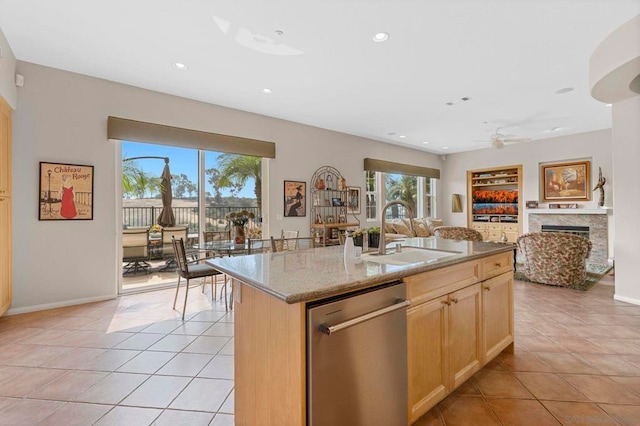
[
  {"x1": 529, "y1": 211, "x2": 608, "y2": 265},
  {"x1": 541, "y1": 225, "x2": 590, "y2": 239}
]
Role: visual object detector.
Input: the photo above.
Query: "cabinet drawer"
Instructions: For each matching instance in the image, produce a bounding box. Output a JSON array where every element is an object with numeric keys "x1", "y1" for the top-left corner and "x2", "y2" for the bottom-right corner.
[
  {"x1": 480, "y1": 252, "x2": 513, "y2": 280},
  {"x1": 405, "y1": 260, "x2": 480, "y2": 305},
  {"x1": 502, "y1": 224, "x2": 518, "y2": 232},
  {"x1": 488, "y1": 224, "x2": 502, "y2": 231},
  {"x1": 471, "y1": 223, "x2": 487, "y2": 230},
  {"x1": 488, "y1": 231, "x2": 501, "y2": 240}
]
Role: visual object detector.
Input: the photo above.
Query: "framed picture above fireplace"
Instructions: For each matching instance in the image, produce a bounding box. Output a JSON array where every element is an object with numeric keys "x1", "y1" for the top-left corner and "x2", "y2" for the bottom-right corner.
[{"x1": 540, "y1": 160, "x2": 591, "y2": 202}]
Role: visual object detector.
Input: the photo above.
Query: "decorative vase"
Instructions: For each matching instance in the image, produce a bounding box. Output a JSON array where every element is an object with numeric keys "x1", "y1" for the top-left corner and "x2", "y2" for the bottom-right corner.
[{"x1": 234, "y1": 225, "x2": 246, "y2": 246}]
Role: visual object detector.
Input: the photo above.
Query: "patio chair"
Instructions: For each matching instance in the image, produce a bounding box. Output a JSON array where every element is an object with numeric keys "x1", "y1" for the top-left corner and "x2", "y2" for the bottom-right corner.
[
  {"x1": 172, "y1": 237, "x2": 228, "y2": 319},
  {"x1": 271, "y1": 236, "x2": 316, "y2": 252},
  {"x1": 433, "y1": 226, "x2": 484, "y2": 242},
  {"x1": 123, "y1": 228, "x2": 150, "y2": 274},
  {"x1": 159, "y1": 226, "x2": 188, "y2": 271},
  {"x1": 516, "y1": 232, "x2": 592, "y2": 287}
]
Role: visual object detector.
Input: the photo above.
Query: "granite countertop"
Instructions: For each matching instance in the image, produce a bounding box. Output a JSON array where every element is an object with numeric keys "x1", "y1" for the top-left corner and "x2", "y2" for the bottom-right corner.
[{"x1": 206, "y1": 237, "x2": 515, "y2": 304}]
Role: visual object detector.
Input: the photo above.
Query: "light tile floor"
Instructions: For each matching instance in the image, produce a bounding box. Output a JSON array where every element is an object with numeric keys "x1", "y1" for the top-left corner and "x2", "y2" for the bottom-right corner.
[{"x1": 1, "y1": 271, "x2": 637, "y2": 425}]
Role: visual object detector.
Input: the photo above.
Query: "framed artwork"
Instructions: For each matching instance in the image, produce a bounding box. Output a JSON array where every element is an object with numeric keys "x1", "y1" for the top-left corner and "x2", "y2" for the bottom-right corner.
[
  {"x1": 39, "y1": 162, "x2": 94, "y2": 220},
  {"x1": 347, "y1": 186, "x2": 361, "y2": 214},
  {"x1": 284, "y1": 180, "x2": 306, "y2": 217},
  {"x1": 540, "y1": 160, "x2": 591, "y2": 202},
  {"x1": 526, "y1": 200, "x2": 539, "y2": 209},
  {"x1": 331, "y1": 197, "x2": 342, "y2": 207}
]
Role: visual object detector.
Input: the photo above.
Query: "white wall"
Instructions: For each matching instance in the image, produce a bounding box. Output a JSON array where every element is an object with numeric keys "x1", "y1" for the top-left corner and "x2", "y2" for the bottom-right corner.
[
  {"x1": 10, "y1": 61, "x2": 442, "y2": 312},
  {"x1": 441, "y1": 129, "x2": 614, "y2": 253},
  {"x1": 612, "y1": 96, "x2": 640, "y2": 304},
  {"x1": 0, "y1": 28, "x2": 17, "y2": 108}
]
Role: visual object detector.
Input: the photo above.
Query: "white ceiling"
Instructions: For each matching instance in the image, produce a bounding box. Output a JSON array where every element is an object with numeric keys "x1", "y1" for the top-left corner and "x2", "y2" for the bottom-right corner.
[{"x1": 1, "y1": 0, "x2": 639, "y2": 154}]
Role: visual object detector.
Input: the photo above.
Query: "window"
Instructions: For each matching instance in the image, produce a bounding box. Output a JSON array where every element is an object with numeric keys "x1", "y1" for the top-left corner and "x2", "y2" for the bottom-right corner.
[
  {"x1": 365, "y1": 170, "x2": 377, "y2": 220},
  {"x1": 365, "y1": 171, "x2": 437, "y2": 220},
  {"x1": 424, "y1": 177, "x2": 436, "y2": 218},
  {"x1": 385, "y1": 173, "x2": 417, "y2": 219}
]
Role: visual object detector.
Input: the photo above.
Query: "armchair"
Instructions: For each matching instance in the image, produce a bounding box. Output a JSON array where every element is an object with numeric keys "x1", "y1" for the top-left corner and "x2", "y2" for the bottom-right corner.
[
  {"x1": 516, "y1": 232, "x2": 592, "y2": 287},
  {"x1": 433, "y1": 226, "x2": 484, "y2": 242}
]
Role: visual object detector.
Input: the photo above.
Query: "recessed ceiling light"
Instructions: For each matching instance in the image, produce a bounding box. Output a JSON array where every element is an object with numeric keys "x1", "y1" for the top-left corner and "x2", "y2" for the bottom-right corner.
[
  {"x1": 261, "y1": 88, "x2": 272, "y2": 94},
  {"x1": 373, "y1": 32, "x2": 389, "y2": 43},
  {"x1": 422, "y1": 141, "x2": 429, "y2": 144},
  {"x1": 442, "y1": 147, "x2": 449, "y2": 150},
  {"x1": 387, "y1": 132, "x2": 397, "y2": 136},
  {"x1": 546, "y1": 127, "x2": 562, "y2": 132},
  {"x1": 173, "y1": 62, "x2": 187, "y2": 70},
  {"x1": 399, "y1": 135, "x2": 406, "y2": 139},
  {"x1": 605, "y1": 103, "x2": 612, "y2": 107},
  {"x1": 554, "y1": 87, "x2": 574, "y2": 94}
]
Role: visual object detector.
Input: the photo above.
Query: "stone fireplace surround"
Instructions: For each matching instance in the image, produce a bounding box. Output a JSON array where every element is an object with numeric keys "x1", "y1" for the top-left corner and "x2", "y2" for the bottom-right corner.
[{"x1": 528, "y1": 209, "x2": 609, "y2": 265}]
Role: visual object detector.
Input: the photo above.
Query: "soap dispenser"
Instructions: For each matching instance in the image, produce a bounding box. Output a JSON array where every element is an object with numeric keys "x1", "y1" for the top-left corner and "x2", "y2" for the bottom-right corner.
[
  {"x1": 500, "y1": 231, "x2": 508, "y2": 243},
  {"x1": 344, "y1": 230, "x2": 356, "y2": 264}
]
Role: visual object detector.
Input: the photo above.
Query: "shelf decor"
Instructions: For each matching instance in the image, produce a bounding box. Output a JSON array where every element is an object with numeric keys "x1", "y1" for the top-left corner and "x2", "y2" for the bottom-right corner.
[
  {"x1": 540, "y1": 160, "x2": 591, "y2": 202},
  {"x1": 39, "y1": 162, "x2": 94, "y2": 221},
  {"x1": 310, "y1": 166, "x2": 360, "y2": 246}
]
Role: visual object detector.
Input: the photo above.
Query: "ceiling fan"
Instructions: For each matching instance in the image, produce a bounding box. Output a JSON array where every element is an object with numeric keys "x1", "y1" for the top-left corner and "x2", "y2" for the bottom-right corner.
[{"x1": 477, "y1": 128, "x2": 532, "y2": 149}]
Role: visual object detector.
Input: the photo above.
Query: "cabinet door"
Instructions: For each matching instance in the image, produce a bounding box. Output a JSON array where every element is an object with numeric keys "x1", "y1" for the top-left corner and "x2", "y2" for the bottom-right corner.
[
  {"x1": 448, "y1": 283, "x2": 482, "y2": 390},
  {"x1": 0, "y1": 196, "x2": 11, "y2": 315},
  {"x1": 503, "y1": 230, "x2": 519, "y2": 243},
  {"x1": 471, "y1": 224, "x2": 489, "y2": 241},
  {"x1": 407, "y1": 296, "x2": 448, "y2": 423},
  {"x1": 0, "y1": 98, "x2": 10, "y2": 197},
  {"x1": 482, "y1": 272, "x2": 514, "y2": 362}
]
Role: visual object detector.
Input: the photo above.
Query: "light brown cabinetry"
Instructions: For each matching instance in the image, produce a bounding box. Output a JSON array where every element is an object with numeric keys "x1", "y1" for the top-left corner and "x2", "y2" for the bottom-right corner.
[
  {"x1": 467, "y1": 165, "x2": 522, "y2": 242},
  {"x1": 231, "y1": 250, "x2": 514, "y2": 426},
  {"x1": 405, "y1": 252, "x2": 514, "y2": 423},
  {"x1": 482, "y1": 272, "x2": 514, "y2": 360},
  {"x1": 0, "y1": 96, "x2": 12, "y2": 316}
]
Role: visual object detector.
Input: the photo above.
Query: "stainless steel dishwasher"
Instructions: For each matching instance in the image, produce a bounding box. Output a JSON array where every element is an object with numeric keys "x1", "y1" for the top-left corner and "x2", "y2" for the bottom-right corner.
[{"x1": 307, "y1": 281, "x2": 409, "y2": 425}]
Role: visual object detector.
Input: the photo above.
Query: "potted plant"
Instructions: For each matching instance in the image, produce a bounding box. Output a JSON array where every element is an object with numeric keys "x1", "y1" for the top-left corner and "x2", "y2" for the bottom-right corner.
[
  {"x1": 352, "y1": 228, "x2": 365, "y2": 247},
  {"x1": 227, "y1": 210, "x2": 255, "y2": 246},
  {"x1": 367, "y1": 226, "x2": 380, "y2": 248}
]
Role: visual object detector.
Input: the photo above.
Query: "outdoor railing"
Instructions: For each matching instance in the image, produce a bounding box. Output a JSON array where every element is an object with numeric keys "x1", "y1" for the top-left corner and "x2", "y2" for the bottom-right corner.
[{"x1": 123, "y1": 206, "x2": 261, "y2": 233}]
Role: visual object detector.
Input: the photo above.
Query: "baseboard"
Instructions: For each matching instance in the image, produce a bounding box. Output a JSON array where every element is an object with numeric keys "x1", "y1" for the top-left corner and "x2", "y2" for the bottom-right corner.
[
  {"x1": 5, "y1": 294, "x2": 117, "y2": 316},
  {"x1": 613, "y1": 293, "x2": 640, "y2": 306}
]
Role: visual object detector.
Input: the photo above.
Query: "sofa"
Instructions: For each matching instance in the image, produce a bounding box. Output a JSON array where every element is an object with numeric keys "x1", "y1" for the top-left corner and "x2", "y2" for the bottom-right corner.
[{"x1": 383, "y1": 217, "x2": 444, "y2": 239}]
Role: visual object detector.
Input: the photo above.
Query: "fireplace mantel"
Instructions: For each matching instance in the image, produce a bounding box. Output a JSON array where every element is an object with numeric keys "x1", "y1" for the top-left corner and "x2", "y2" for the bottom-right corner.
[
  {"x1": 528, "y1": 209, "x2": 610, "y2": 264},
  {"x1": 527, "y1": 208, "x2": 611, "y2": 215}
]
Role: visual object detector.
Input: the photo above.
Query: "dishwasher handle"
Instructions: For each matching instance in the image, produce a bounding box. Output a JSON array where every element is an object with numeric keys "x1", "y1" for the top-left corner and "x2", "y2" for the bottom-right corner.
[{"x1": 319, "y1": 300, "x2": 410, "y2": 336}]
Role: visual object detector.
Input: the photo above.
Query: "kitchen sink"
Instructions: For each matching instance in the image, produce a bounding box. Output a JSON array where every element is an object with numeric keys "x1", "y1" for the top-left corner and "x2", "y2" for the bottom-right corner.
[{"x1": 361, "y1": 247, "x2": 460, "y2": 266}]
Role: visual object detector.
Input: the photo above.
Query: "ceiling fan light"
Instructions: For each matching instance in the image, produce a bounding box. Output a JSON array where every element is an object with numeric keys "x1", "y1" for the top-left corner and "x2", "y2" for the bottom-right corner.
[{"x1": 492, "y1": 140, "x2": 505, "y2": 149}]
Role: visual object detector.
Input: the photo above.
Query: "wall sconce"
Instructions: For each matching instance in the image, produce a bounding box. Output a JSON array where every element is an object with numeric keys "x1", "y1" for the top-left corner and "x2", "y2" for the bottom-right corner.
[{"x1": 451, "y1": 193, "x2": 463, "y2": 213}]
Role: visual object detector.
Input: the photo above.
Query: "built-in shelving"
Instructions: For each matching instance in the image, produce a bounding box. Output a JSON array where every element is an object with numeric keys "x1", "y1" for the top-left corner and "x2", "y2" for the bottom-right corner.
[{"x1": 467, "y1": 165, "x2": 522, "y2": 242}]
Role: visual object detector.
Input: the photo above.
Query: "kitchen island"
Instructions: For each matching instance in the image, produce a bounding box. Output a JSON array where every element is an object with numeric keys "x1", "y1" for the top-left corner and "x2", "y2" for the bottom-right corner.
[{"x1": 207, "y1": 237, "x2": 516, "y2": 425}]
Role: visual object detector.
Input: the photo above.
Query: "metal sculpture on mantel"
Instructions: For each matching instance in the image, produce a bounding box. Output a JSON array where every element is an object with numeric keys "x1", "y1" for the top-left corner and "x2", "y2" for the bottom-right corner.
[{"x1": 593, "y1": 166, "x2": 606, "y2": 207}]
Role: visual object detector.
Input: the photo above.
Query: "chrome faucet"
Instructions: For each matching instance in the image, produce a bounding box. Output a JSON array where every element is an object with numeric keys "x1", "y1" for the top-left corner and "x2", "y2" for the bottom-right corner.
[{"x1": 379, "y1": 200, "x2": 414, "y2": 255}]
